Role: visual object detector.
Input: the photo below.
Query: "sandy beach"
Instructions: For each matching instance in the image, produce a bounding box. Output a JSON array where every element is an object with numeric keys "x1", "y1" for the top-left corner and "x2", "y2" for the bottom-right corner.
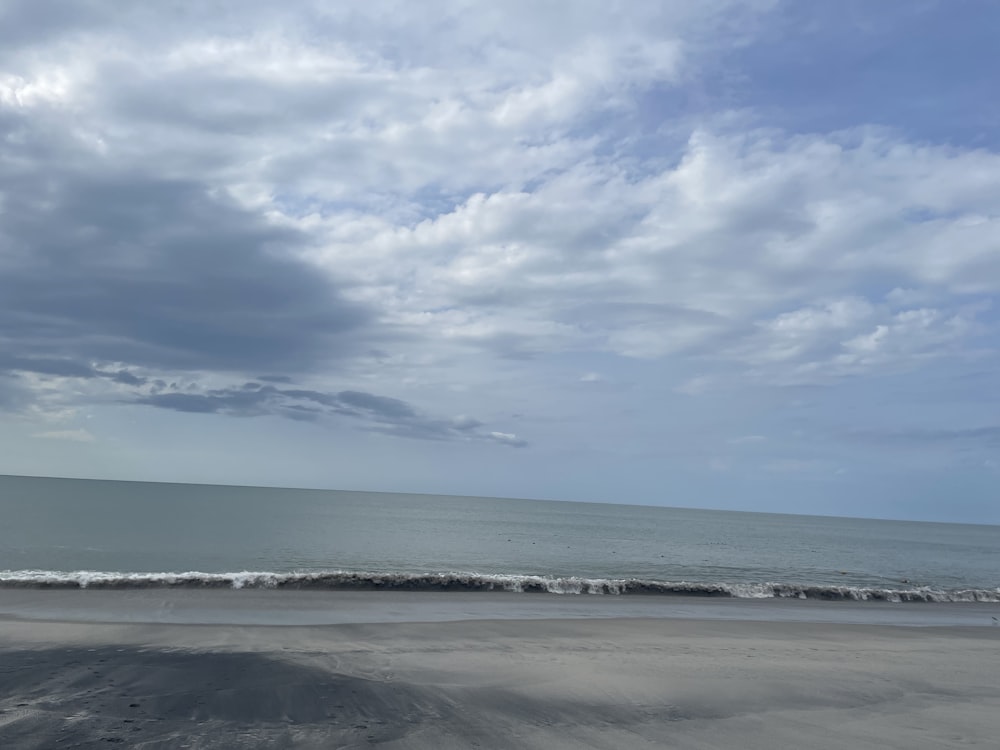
[{"x1": 1, "y1": 591, "x2": 999, "y2": 749}]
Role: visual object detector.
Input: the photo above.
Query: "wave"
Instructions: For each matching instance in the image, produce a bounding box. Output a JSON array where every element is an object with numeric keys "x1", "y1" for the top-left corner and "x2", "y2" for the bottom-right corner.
[{"x1": 0, "y1": 569, "x2": 997, "y2": 603}]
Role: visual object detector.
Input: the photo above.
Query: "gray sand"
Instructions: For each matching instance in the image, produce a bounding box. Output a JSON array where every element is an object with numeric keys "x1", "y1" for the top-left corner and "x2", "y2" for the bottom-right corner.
[{"x1": 1, "y1": 592, "x2": 999, "y2": 748}]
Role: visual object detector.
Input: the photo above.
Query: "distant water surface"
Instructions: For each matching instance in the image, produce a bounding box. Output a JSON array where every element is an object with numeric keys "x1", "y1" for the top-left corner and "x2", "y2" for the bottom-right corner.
[{"x1": 0, "y1": 475, "x2": 997, "y2": 602}]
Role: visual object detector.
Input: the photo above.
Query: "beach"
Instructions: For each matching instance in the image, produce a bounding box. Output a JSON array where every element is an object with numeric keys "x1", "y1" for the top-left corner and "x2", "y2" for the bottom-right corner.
[{"x1": 2, "y1": 591, "x2": 999, "y2": 749}]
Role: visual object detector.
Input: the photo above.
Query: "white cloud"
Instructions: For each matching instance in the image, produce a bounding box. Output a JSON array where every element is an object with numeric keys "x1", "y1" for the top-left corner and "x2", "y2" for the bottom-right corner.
[
  {"x1": 832, "y1": 306, "x2": 981, "y2": 372},
  {"x1": 737, "y1": 300, "x2": 986, "y2": 384},
  {"x1": 307, "y1": 128, "x2": 998, "y2": 380},
  {"x1": 487, "y1": 431, "x2": 526, "y2": 448},
  {"x1": 0, "y1": 69, "x2": 74, "y2": 107}
]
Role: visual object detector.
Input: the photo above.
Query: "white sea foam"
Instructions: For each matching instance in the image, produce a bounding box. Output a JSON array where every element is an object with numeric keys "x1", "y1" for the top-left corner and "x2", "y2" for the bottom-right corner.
[{"x1": 0, "y1": 569, "x2": 997, "y2": 603}]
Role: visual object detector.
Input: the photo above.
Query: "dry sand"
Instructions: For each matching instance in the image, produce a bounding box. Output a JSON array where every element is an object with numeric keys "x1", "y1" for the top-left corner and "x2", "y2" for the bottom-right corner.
[{"x1": 1, "y1": 591, "x2": 998, "y2": 748}]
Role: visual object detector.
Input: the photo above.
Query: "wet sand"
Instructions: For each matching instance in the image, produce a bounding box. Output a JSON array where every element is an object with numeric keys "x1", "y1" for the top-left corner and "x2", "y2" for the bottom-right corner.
[{"x1": 1, "y1": 591, "x2": 999, "y2": 748}]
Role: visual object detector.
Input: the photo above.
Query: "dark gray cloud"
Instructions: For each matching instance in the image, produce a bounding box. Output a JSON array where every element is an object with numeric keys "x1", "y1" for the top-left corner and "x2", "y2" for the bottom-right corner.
[
  {"x1": 0, "y1": 355, "x2": 149, "y2": 388},
  {"x1": 140, "y1": 392, "x2": 227, "y2": 415},
  {"x1": 337, "y1": 390, "x2": 417, "y2": 420},
  {"x1": 0, "y1": 109, "x2": 370, "y2": 378},
  {"x1": 108, "y1": 370, "x2": 147, "y2": 386},
  {"x1": 135, "y1": 382, "x2": 525, "y2": 446}
]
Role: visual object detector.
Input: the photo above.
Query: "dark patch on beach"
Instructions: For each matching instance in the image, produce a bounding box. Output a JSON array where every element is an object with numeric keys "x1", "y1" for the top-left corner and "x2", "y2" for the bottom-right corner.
[
  {"x1": 0, "y1": 645, "x2": 709, "y2": 748},
  {"x1": 0, "y1": 647, "x2": 453, "y2": 749}
]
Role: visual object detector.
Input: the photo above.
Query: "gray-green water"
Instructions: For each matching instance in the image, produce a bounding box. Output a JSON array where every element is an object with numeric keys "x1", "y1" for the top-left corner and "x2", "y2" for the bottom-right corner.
[{"x1": 1, "y1": 475, "x2": 997, "y2": 602}]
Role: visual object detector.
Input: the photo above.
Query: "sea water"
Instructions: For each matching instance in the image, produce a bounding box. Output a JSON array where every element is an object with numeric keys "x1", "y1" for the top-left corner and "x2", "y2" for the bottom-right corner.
[{"x1": 1, "y1": 474, "x2": 997, "y2": 603}]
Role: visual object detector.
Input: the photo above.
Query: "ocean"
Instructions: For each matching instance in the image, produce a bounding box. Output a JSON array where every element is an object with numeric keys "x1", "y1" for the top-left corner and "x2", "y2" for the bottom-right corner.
[{"x1": 1, "y1": 474, "x2": 997, "y2": 603}]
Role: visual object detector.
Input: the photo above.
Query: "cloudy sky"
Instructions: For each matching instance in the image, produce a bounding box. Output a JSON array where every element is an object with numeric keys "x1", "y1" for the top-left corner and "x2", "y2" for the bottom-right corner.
[{"x1": 1, "y1": 1, "x2": 998, "y2": 522}]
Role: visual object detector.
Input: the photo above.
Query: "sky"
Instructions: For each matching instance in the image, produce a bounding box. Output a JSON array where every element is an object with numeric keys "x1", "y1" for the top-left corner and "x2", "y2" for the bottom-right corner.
[{"x1": 1, "y1": 1, "x2": 998, "y2": 523}]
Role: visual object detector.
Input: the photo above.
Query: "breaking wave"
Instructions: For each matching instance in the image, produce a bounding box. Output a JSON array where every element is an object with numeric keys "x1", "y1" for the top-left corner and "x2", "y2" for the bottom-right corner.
[{"x1": 0, "y1": 569, "x2": 997, "y2": 603}]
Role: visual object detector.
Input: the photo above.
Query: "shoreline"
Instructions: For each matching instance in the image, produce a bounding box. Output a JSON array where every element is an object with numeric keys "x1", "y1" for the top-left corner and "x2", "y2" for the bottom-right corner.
[
  {"x1": 1, "y1": 588, "x2": 999, "y2": 628},
  {"x1": 2, "y1": 605, "x2": 999, "y2": 749}
]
